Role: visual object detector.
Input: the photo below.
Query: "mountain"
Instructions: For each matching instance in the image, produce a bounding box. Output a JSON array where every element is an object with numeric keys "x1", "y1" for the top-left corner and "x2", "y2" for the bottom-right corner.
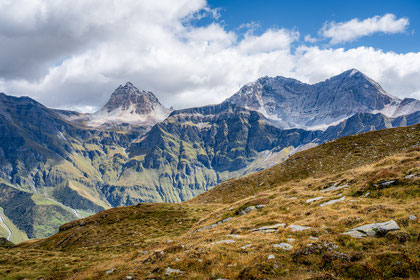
[
  {"x1": 112, "y1": 102, "x2": 320, "y2": 203},
  {"x1": 225, "y1": 69, "x2": 419, "y2": 129},
  {"x1": 0, "y1": 92, "x2": 139, "y2": 239},
  {"x1": 0, "y1": 70, "x2": 419, "y2": 243},
  {"x1": 3, "y1": 124, "x2": 419, "y2": 279},
  {"x1": 89, "y1": 82, "x2": 171, "y2": 128}
]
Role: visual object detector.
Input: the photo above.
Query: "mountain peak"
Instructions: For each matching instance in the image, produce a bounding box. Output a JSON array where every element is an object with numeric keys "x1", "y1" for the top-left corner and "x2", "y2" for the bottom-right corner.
[
  {"x1": 343, "y1": 68, "x2": 361, "y2": 77},
  {"x1": 226, "y1": 70, "x2": 404, "y2": 129},
  {"x1": 89, "y1": 83, "x2": 171, "y2": 127}
]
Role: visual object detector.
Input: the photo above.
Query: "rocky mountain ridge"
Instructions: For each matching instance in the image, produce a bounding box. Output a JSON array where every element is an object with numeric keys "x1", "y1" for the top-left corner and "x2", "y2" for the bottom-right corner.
[
  {"x1": 0, "y1": 70, "x2": 419, "y2": 242},
  {"x1": 225, "y1": 69, "x2": 420, "y2": 129}
]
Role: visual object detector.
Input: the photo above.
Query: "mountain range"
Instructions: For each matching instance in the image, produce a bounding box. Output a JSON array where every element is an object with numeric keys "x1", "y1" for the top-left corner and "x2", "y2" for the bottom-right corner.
[
  {"x1": 0, "y1": 69, "x2": 419, "y2": 242},
  {"x1": 2, "y1": 123, "x2": 419, "y2": 279}
]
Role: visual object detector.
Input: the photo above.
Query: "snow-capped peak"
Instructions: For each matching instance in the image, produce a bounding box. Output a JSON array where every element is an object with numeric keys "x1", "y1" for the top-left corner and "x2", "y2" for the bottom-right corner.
[{"x1": 89, "y1": 82, "x2": 171, "y2": 127}]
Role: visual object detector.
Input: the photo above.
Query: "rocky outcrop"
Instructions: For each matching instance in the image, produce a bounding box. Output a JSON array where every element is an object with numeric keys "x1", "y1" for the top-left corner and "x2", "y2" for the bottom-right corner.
[{"x1": 343, "y1": 220, "x2": 400, "y2": 238}]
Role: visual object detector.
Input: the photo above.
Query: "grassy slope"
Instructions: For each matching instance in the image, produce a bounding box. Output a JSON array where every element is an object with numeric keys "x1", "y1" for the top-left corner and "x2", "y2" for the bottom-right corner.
[
  {"x1": 0, "y1": 125, "x2": 419, "y2": 279},
  {"x1": 0, "y1": 208, "x2": 28, "y2": 244}
]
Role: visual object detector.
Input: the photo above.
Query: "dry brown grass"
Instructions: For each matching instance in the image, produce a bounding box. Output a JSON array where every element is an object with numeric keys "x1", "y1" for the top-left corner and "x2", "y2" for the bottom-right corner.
[{"x1": 0, "y1": 124, "x2": 419, "y2": 279}]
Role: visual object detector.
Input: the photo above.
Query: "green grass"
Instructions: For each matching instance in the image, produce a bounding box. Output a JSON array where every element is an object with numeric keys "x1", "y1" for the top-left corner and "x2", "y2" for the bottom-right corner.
[{"x1": 0, "y1": 208, "x2": 28, "y2": 244}]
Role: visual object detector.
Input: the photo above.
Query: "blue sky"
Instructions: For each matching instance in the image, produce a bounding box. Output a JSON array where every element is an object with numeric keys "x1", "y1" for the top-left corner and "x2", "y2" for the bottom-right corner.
[
  {"x1": 207, "y1": 0, "x2": 419, "y2": 53},
  {"x1": 0, "y1": 0, "x2": 419, "y2": 111}
]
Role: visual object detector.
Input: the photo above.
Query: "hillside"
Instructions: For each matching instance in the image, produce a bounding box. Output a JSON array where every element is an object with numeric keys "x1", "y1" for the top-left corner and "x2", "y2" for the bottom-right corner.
[
  {"x1": 0, "y1": 70, "x2": 419, "y2": 243},
  {"x1": 0, "y1": 124, "x2": 418, "y2": 279}
]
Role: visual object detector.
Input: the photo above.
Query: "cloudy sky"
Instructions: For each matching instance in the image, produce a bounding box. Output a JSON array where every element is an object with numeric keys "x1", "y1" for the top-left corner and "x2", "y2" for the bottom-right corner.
[{"x1": 0, "y1": 0, "x2": 419, "y2": 112}]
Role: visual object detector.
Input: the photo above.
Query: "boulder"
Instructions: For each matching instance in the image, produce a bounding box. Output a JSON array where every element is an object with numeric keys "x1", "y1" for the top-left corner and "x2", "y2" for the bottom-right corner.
[{"x1": 343, "y1": 220, "x2": 400, "y2": 238}]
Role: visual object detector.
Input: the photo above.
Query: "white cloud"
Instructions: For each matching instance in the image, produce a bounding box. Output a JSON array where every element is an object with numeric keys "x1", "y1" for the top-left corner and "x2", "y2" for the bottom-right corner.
[
  {"x1": 320, "y1": 14, "x2": 409, "y2": 44},
  {"x1": 293, "y1": 46, "x2": 420, "y2": 99},
  {"x1": 304, "y1": 34, "x2": 318, "y2": 43},
  {"x1": 0, "y1": 2, "x2": 419, "y2": 112}
]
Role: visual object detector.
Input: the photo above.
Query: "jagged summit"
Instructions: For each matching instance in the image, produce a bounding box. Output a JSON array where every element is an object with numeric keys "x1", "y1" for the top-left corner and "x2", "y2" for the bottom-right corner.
[
  {"x1": 89, "y1": 82, "x2": 171, "y2": 127},
  {"x1": 225, "y1": 69, "x2": 415, "y2": 130}
]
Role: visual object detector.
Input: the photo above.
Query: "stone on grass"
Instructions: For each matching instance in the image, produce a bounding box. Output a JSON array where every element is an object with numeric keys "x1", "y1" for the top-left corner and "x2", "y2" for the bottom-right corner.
[
  {"x1": 105, "y1": 268, "x2": 115, "y2": 275},
  {"x1": 268, "y1": 254, "x2": 275, "y2": 260},
  {"x1": 241, "y1": 243, "x2": 252, "y2": 249},
  {"x1": 409, "y1": 215, "x2": 417, "y2": 221},
  {"x1": 320, "y1": 196, "x2": 345, "y2": 207},
  {"x1": 287, "y1": 225, "x2": 311, "y2": 232},
  {"x1": 197, "y1": 217, "x2": 233, "y2": 232},
  {"x1": 239, "y1": 206, "x2": 256, "y2": 215},
  {"x1": 273, "y1": 243, "x2": 293, "y2": 250},
  {"x1": 320, "y1": 183, "x2": 349, "y2": 192},
  {"x1": 211, "y1": 240, "x2": 235, "y2": 245},
  {"x1": 251, "y1": 223, "x2": 286, "y2": 233},
  {"x1": 343, "y1": 220, "x2": 400, "y2": 238},
  {"x1": 379, "y1": 180, "x2": 396, "y2": 187},
  {"x1": 255, "y1": 204, "x2": 266, "y2": 209}
]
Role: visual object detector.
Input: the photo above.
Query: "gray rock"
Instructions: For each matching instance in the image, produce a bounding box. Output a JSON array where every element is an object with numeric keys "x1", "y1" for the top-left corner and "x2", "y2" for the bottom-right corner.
[
  {"x1": 380, "y1": 180, "x2": 396, "y2": 186},
  {"x1": 239, "y1": 206, "x2": 256, "y2": 215},
  {"x1": 251, "y1": 223, "x2": 286, "y2": 232},
  {"x1": 343, "y1": 220, "x2": 400, "y2": 238},
  {"x1": 211, "y1": 240, "x2": 236, "y2": 245},
  {"x1": 287, "y1": 225, "x2": 312, "y2": 232},
  {"x1": 241, "y1": 243, "x2": 253, "y2": 249},
  {"x1": 268, "y1": 254, "x2": 275, "y2": 260},
  {"x1": 255, "y1": 204, "x2": 266, "y2": 209},
  {"x1": 320, "y1": 196, "x2": 345, "y2": 207},
  {"x1": 320, "y1": 183, "x2": 349, "y2": 192},
  {"x1": 197, "y1": 217, "x2": 233, "y2": 232},
  {"x1": 273, "y1": 243, "x2": 293, "y2": 250},
  {"x1": 306, "y1": 197, "x2": 324, "y2": 203},
  {"x1": 105, "y1": 268, "x2": 115, "y2": 275},
  {"x1": 409, "y1": 215, "x2": 417, "y2": 221}
]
